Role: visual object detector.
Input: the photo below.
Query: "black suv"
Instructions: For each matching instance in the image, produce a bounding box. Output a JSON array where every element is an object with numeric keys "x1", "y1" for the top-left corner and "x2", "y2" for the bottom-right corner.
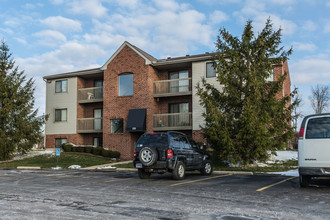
[{"x1": 133, "y1": 131, "x2": 212, "y2": 180}]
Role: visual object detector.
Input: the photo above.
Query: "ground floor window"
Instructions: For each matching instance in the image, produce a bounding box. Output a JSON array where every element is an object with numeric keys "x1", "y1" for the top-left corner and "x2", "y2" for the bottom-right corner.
[
  {"x1": 93, "y1": 137, "x2": 103, "y2": 147},
  {"x1": 55, "y1": 138, "x2": 67, "y2": 148},
  {"x1": 111, "y1": 119, "x2": 123, "y2": 133}
]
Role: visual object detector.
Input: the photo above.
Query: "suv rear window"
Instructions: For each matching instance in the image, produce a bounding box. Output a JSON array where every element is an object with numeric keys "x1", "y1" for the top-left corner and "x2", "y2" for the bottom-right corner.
[
  {"x1": 137, "y1": 134, "x2": 169, "y2": 146},
  {"x1": 306, "y1": 117, "x2": 330, "y2": 139}
]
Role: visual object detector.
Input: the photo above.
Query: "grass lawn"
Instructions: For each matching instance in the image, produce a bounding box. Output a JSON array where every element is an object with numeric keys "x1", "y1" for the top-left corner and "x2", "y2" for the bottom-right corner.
[
  {"x1": 0, "y1": 152, "x2": 112, "y2": 169},
  {"x1": 116, "y1": 159, "x2": 298, "y2": 173}
]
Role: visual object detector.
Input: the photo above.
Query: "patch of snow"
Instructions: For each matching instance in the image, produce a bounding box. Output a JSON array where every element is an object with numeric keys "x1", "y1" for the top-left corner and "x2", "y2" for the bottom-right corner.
[
  {"x1": 68, "y1": 165, "x2": 81, "y2": 169},
  {"x1": 267, "y1": 151, "x2": 298, "y2": 163},
  {"x1": 97, "y1": 166, "x2": 116, "y2": 170},
  {"x1": 268, "y1": 169, "x2": 299, "y2": 177}
]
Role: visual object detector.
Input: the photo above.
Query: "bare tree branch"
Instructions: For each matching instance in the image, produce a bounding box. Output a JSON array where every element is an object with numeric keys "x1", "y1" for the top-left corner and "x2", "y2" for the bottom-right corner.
[{"x1": 310, "y1": 84, "x2": 330, "y2": 114}]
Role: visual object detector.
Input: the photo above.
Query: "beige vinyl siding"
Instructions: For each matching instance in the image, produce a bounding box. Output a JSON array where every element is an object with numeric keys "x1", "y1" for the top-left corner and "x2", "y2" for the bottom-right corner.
[
  {"x1": 192, "y1": 61, "x2": 223, "y2": 130},
  {"x1": 45, "y1": 77, "x2": 77, "y2": 135}
]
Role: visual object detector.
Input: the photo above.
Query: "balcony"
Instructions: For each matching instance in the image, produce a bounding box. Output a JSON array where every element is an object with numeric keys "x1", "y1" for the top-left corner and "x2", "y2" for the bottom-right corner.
[
  {"x1": 153, "y1": 112, "x2": 192, "y2": 131},
  {"x1": 77, "y1": 118, "x2": 103, "y2": 133},
  {"x1": 153, "y1": 78, "x2": 192, "y2": 98},
  {"x1": 78, "y1": 87, "x2": 103, "y2": 104}
]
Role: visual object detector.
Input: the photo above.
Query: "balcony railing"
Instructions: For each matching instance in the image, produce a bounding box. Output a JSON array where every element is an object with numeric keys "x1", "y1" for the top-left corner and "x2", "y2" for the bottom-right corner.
[
  {"x1": 78, "y1": 87, "x2": 103, "y2": 104},
  {"x1": 77, "y1": 118, "x2": 103, "y2": 133},
  {"x1": 153, "y1": 112, "x2": 192, "y2": 131},
  {"x1": 153, "y1": 78, "x2": 192, "y2": 97}
]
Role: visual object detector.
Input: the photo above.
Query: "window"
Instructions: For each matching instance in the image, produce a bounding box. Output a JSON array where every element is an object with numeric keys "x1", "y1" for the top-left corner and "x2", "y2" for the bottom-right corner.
[
  {"x1": 55, "y1": 108, "x2": 67, "y2": 122},
  {"x1": 266, "y1": 69, "x2": 274, "y2": 82},
  {"x1": 206, "y1": 62, "x2": 217, "y2": 78},
  {"x1": 93, "y1": 137, "x2": 103, "y2": 147},
  {"x1": 111, "y1": 119, "x2": 123, "y2": 133},
  {"x1": 55, "y1": 79, "x2": 68, "y2": 93},
  {"x1": 55, "y1": 138, "x2": 67, "y2": 148},
  {"x1": 119, "y1": 73, "x2": 133, "y2": 96},
  {"x1": 169, "y1": 70, "x2": 189, "y2": 92},
  {"x1": 169, "y1": 103, "x2": 189, "y2": 113},
  {"x1": 306, "y1": 117, "x2": 330, "y2": 139},
  {"x1": 169, "y1": 103, "x2": 189, "y2": 127},
  {"x1": 94, "y1": 80, "x2": 103, "y2": 99},
  {"x1": 94, "y1": 109, "x2": 103, "y2": 130}
]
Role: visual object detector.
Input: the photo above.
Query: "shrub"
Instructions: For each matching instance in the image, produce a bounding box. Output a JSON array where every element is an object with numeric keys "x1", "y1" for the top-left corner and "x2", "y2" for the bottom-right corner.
[
  {"x1": 76, "y1": 147, "x2": 85, "y2": 153},
  {"x1": 101, "y1": 149, "x2": 111, "y2": 157},
  {"x1": 110, "y1": 150, "x2": 121, "y2": 159},
  {"x1": 92, "y1": 147, "x2": 103, "y2": 156},
  {"x1": 62, "y1": 143, "x2": 73, "y2": 152},
  {"x1": 85, "y1": 147, "x2": 93, "y2": 153}
]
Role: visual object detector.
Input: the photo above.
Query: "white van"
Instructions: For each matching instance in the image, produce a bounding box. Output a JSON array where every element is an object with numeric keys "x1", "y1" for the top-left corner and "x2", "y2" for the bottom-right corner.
[{"x1": 298, "y1": 113, "x2": 330, "y2": 187}]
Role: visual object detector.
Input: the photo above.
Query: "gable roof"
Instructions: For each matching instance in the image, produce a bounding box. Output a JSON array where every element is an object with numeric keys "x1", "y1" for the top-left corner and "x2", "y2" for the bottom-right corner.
[{"x1": 100, "y1": 41, "x2": 157, "y2": 70}]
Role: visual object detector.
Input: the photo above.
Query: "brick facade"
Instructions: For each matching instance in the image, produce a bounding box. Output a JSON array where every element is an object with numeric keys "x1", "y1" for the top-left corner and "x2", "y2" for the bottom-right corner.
[{"x1": 44, "y1": 41, "x2": 291, "y2": 160}]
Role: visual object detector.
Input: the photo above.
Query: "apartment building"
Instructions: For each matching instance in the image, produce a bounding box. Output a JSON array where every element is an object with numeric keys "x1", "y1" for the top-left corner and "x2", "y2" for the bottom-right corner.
[{"x1": 44, "y1": 41, "x2": 291, "y2": 159}]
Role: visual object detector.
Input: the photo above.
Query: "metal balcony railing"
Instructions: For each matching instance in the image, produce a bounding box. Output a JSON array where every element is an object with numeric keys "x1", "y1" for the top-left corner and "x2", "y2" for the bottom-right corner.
[
  {"x1": 77, "y1": 118, "x2": 103, "y2": 133},
  {"x1": 153, "y1": 112, "x2": 192, "y2": 131},
  {"x1": 153, "y1": 78, "x2": 192, "y2": 97},
  {"x1": 78, "y1": 87, "x2": 103, "y2": 103}
]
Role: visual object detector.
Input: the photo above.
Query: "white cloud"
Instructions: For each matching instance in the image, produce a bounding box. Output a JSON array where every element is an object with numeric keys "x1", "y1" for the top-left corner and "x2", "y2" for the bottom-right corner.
[
  {"x1": 40, "y1": 16, "x2": 82, "y2": 32},
  {"x1": 14, "y1": 37, "x2": 28, "y2": 45},
  {"x1": 233, "y1": 0, "x2": 297, "y2": 35},
  {"x1": 292, "y1": 42, "x2": 317, "y2": 52},
  {"x1": 86, "y1": 2, "x2": 214, "y2": 58},
  {"x1": 290, "y1": 58, "x2": 330, "y2": 85},
  {"x1": 302, "y1": 20, "x2": 317, "y2": 32},
  {"x1": 209, "y1": 10, "x2": 229, "y2": 25},
  {"x1": 323, "y1": 20, "x2": 330, "y2": 33},
  {"x1": 68, "y1": 0, "x2": 107, "y2": 17},
  {"x1": 33, "y1": 30, "x2": 67, "y2": 46},
  {"x1": 49, "y1": 0, "x2": 64, "y2": 5},
  {"x1": 152, "y1": 0, "x2": 180, "y2": 11}
]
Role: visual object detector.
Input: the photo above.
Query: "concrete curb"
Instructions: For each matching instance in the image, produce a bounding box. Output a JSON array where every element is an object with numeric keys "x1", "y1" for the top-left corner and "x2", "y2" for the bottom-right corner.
[
  {"x1": 112, "y1": 167, "x2": 254, "y2": 175},
  {"x1": 213, "y1": 170, "x2": 253, "y2": 175},
  {"x1": 17, "y1": 166, "x2": 41, "y2": 170}
]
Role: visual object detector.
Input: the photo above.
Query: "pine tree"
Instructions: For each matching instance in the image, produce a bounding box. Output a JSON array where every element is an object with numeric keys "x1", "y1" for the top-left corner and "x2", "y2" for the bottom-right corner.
[
  {"x1": 0, "y1": 40, "x2": 44, "y2": 160},
  {"x1": 196, "y1": 19, "x2": 296, "y2": 165}
]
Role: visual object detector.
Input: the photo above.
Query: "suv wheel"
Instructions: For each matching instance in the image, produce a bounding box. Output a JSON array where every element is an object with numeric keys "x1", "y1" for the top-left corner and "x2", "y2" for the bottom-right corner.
[
  {"x1": 138, "y1": 168, "x2": 151, "y2": 179},
  {"x1": 300, "y1": 174, "x2": 311, "y2": 187},
  {"x1": 200, "y1": 160, "x2": 213, "y2": 175},
  {"x1": 139, "y1": 147, "x2": 158, "y2": 166},
  {"x1": 172, "y1": 161, "x2": 185, "y2": 180}
]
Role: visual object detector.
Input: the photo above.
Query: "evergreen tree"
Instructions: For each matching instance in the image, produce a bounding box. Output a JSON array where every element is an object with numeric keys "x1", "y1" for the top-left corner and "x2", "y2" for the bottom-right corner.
[
  {"x1": 196, "y1": 19, "x2": 296, "y2": 165},
  {"x1": 0, "y1": 40, "x2": 44, "y2": 160}
]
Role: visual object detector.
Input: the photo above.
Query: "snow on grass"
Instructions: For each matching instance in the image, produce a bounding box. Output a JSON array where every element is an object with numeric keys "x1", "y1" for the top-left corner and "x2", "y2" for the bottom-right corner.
[{"x1": 96, "y1": 166, "x2": 116, "y2": 170}]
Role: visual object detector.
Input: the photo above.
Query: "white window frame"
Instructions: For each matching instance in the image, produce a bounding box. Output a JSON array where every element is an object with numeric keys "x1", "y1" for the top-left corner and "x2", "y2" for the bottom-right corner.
[
  {"x1": 55, "y1": 108, "x2": 67, "y2": 122},
  {"x1": 55, "y1": 79, "x2": 68, "y2": 93}
]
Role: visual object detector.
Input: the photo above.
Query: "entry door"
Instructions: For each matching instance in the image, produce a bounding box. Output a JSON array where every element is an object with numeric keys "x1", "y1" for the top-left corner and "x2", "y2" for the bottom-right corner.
[
  {"x1": 94, "y1": 109, "x2": 103, "y2": 130},
  {"x1": 169, "y1": 70, "x2": 189, "y2": 92},
  {"x1": 94, "y1": 80, "x2": 103, "y2": 99},
  {"x1": 169, "y1": 103, "x2": 189, "y2": 127}
]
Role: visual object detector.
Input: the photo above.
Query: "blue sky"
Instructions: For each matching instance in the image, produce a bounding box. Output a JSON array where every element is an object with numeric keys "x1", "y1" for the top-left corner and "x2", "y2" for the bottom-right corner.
[{"x1": 1, "y1": 0, "x2": 330, "y2": 120}]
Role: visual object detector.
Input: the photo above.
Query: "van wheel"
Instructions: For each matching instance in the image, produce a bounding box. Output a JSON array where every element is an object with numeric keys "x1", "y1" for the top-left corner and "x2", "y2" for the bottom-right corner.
[
  {"x1": 139, "y1": 147, "x2": 158, "y2": 166},
  {"x1": 200, "y1": 160, "x2": 213, "y2": 175},
  {"x1": 300, "y1": 174, "x2": 311, "y2": 187},
  {"x1": 138, "y1": 169, "x2": 151, "y2": 179},
  {"x1": 172, "y1": 161, "x2": 185, "y2": 180}
]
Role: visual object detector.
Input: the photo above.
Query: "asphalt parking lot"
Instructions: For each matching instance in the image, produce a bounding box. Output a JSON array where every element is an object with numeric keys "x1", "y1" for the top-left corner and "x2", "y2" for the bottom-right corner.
[{"x1": 1, "y1": 169, "x2": 330, "y2": 220}]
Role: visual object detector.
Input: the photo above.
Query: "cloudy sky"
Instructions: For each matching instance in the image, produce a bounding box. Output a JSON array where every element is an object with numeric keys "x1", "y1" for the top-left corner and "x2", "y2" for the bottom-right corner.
[{"x1": 1, "y1": 0, "x2": 330, "y2": 120}]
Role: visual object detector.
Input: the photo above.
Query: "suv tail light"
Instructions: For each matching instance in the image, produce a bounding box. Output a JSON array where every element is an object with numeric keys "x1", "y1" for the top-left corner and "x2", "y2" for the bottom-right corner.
[
  {"x1": 167, "y1": 149, "x2": 173, "y2": 159},
  {"x1": 134, "y1": 149, "x2": 137, "y2": 159},
  {"x1": 299, "y1": 127, "x2": 304, "y2": 138}
]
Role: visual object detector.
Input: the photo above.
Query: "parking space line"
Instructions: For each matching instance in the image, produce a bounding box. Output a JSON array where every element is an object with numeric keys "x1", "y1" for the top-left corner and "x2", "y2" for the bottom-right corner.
[
  {"x1": 256, "y1": 176, "x2": 297, "y2": 192},
  {"x1": 171, "y1": 174, "x2": 232, "y2": 187}
]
